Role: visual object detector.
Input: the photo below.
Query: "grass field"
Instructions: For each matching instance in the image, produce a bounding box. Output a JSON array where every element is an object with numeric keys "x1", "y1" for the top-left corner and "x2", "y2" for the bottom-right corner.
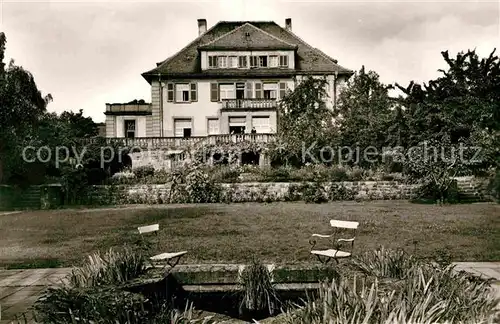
[{"x1": 0, "y1": 201, "x2": 499, "y2": 268}]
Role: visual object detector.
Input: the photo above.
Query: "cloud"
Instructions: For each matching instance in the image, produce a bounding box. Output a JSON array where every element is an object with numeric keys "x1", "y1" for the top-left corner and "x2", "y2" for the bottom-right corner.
[{"x1": 1, "y1": 0, "x2": 498, "y2": 122}]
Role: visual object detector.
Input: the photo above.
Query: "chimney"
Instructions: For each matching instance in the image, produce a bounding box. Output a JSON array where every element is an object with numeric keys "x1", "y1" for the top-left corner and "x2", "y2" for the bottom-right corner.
[
  {"x1": 285, "y1": 18, "x2": 292, "y2": 31},
  {"x1": 198, "y1": 19, "x2": 207, "y2": 36}
]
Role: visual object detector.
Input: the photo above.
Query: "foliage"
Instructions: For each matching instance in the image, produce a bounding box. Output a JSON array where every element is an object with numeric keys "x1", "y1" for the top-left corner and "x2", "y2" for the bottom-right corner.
[
  {"x1": 273, "y1": 76, "x2": 336, "y2": 166},
  {"x1": 396, "y1": 49, "x2": 500, "y2": 148},
  {"x1": 352, "y1": 247, "x2": 421, "y2": 279},
  {"x1": 169, "y1": 162, "x2": 223, "y2": 203},
  {"x1": 68, "y1": 247, "x2": 147, "y2": 288},
  {"x1": 401, "y1": 137, "x2": 478, "y2": 204},
  {"x1": 328, "y1": 183, "x2": 356, "y2": 201},
  {"x1": 334, "y1": 66, "x2": 396, "y2": 166},
  {"x1": 238, "y1": 258, "x2": 280, "y2": 317},
  {"x1": 0, "y1": 32, "x2": 52, "y2": 184},
  {"x1": 284, "y1": 252, "x2": 499, "y2": 323},
  {"x1": 300, "y1": 182, "x2": 328, "y2": 204},
  {"x1": 488, "y1": 169, "x2": 500, "y2": 202},
  {"x1": 133, "y1": 166, "x2": 155, "y2": 179}
]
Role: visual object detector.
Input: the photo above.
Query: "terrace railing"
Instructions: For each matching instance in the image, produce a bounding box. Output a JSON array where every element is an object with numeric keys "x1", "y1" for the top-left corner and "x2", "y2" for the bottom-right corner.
[
  {"x1": 221, "y1": 99, "x2": 278, "y2": 110},
  {"x1": 206, "y1": 133, "x2": 276, "y2": 145}
]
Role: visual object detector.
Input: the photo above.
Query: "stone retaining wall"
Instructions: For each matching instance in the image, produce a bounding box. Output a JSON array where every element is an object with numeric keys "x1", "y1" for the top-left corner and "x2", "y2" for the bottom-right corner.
[
  {"x1": 88, "y1": 176, "x2": 490, "y2": 204},
  {"x1": 0, "y1": 176, "x2": 491, "y2": 210}
]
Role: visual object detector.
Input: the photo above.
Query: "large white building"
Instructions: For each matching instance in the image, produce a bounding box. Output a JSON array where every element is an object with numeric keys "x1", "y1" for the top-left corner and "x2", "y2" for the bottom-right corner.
[{"x1": 104, "y1": 18, "x2": 352, "y2": 144}]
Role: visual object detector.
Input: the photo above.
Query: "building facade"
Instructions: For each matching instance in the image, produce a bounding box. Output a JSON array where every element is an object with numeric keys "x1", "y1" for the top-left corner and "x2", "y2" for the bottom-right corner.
[{"x1": 105, "y1": 19, "x2": 352, "y2": 141}]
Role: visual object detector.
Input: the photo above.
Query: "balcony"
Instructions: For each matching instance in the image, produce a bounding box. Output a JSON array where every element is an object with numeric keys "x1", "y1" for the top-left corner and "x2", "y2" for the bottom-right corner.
[
  {"x1": 82, "y1": 137, "x2": 205, "y2": 150},
  {"x1": 221, "y1": 99, "x2": 278, "y2": 110},
  {"x1": 105, "y1": 103, "x2": 152, "y2": 115},
  {"x1": 206, "y1": 133, "x2": 276, "y2": 145},
  {"x1": 81, "y1": 134, "x2": 277, "y2": 151}
]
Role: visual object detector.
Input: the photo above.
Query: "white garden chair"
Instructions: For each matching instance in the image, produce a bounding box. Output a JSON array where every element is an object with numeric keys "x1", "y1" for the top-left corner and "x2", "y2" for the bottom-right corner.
[
  {"x1": 137, "y1": 224, "x2": 187, "y2": 273},
  {"x1": 309, "y1": 220, "x2": 359, "y2": 264}
]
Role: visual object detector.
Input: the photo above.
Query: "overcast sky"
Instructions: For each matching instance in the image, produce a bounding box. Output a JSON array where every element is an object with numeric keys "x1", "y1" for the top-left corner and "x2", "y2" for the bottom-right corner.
[{"x1": 1, "y1": 0, "x2": 499, "y2": 122}]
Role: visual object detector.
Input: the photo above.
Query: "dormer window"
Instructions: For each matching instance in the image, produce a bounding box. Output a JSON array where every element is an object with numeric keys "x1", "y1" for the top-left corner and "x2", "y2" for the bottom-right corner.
[
  {"x1": 259, "y1": 56, "x2": 268, "y2": 67},
  {"x1": 218, "y1": 56, "x2": 228, "y2": 68},
  {"x1": 250, "y1": 56, "x2": 259, "y2": 68},
  {"x1": 208, "y1": 56, "x2": 218, "y2": 68},
  {"x1": 269, "y1": 55, "x2": 278, "y2": 68},
  {"x1": 238, "y1": 56, "x2": 248, "y2": 68},
  {"x1": 205, "y1": 53, "x2": 291, "y2": 69},
  {"x1": 229, "y1": 56, "x2": 238, "y2": 68},
  {"x1": 279, "y1": 55, "x2": 289, "y2": 67}
]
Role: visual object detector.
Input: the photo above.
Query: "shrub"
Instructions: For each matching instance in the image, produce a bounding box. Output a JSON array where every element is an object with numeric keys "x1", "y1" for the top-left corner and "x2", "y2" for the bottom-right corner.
[
  {"x1": 169, "y1": 163, "x2": 222, "y2": 203},
  {"x1": 488, "y1": 169, "x2": 500, "y2": 202},
  {"x1": 285, "y1": 183, "x2": 302, "y2": 201},
  {"x1": 238, "y1": 259, "x2": 280, "y2": 318},
  {"x1": 68, "y1": 247, "x2": 147, "y2": 288},
  {"x1": 328, "y1": 183, "x2": 356, "y2": 201},
  {"x1": 301, "y1": 182, "x2": 328, "y2": 204},
  {"x1": 133, "y1": 166, "x2": 156, "y2": 179},
  {"x1": 209, "y1": 165, "x2": 241, "y2": 183},
  {"x1": 417, "y1": 178, "x2": 460, "y2": 204},
  {"x1": 259, "y1": 166, "x2": 291, "y2": 182},
  {"x1": 284, "y1": 250, "x2": 499, "y2": 324},
  {"x1": 352, "y1": 247, "x2": 420, "y2": 279}
]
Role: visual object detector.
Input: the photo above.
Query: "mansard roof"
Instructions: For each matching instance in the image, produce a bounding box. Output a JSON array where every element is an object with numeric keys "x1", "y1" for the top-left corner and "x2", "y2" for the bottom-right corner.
[{"x1": 142, "y1": 21, "x2": 352, "y2": 82}]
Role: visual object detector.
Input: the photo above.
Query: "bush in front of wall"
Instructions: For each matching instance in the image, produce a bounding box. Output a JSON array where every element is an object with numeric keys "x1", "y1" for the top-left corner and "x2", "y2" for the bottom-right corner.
[
  {"x1": 284, "y1": 183, "x2": 303, "y2": 201},
  {"x1": 301, "y1": 182, "x2": 328, "y2": 204},
  {"x1": 133, "y1": 166, "x2": 155, "y2": 179},
  {"x1": 328, "y1": 183, "x2": 357, "y2": 201}
]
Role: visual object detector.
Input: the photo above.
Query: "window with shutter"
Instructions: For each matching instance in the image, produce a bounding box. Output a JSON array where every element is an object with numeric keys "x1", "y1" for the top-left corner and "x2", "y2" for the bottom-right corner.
[
  {"x1": 279, "y1": 82, "x2": 287, "y2": 99},
  {"x1": 167, "y1": 83, "x2": 174, "y2": 102},
  {"x1": 255, "y1": 82, "x2": 262, "y2": 99},
  {"x1": 210, "y1": 83, "x2": 219, "y2": 102},
  {"x1": 245, "y1": 82, "x2": 253, "y2": 99},
  {"x1": 190, "y1": 83, "x2": 197, "y2": 102}
]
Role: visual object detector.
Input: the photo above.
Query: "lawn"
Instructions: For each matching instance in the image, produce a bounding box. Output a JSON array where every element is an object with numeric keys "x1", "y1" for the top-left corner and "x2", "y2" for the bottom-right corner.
[{"x1": 0, "y1": 201, "x2": 499, "y2": 268}]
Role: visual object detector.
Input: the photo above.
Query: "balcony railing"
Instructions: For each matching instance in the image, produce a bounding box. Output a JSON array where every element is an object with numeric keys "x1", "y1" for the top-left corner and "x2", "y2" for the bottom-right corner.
[
  {"x1": 81, "y1": 134, "x2": 276, "y2": 151},
  {"x1": 221, "y1": 99, "x2": 278, "y2": 109},
  {"x1": 105, "y1": 103, "x2": 152, "y2": 115},
  {"x1": 81, "y1": 137, "x2": 205, "y2": 150},
  {"x1": 206, "y1": 133, "x2": 276, "y2": 145}
]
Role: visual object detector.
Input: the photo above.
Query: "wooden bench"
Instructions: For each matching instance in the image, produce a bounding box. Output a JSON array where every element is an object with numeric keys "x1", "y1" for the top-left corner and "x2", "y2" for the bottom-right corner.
[
  {"x1": 137, "y1": 224, "x2": 187, "y2": 273},
  {"x1": 309, "y1": 220, "x2": 359, "y2": 264}
]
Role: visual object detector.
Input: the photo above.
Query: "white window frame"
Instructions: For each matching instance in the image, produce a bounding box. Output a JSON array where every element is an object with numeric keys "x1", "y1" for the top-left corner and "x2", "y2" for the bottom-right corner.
[
  {"x1": 175, "y1": 84, "x2": 190, "y2": 103},
  {"x1": 124, "y1": 119, "x2": 136, "y2": 138},
  {"x1": 263, "y1": 83, "x2": 278, "y2": 99},
  {"x1": 269, "y1": 56, "x2": 278, "y2": 68},
  {"x1": 259, "y1": 56, "x2": 268, "y2": 67},
  {"x1": 218, "y1": 56, "x2": 228, "y2": 68},
  {"x1": 208, "y1": 56, "x2": 218, "y2": 68},
  {"x1": 219, "y1": 84, "x2": 235, "y2": 100},
  {"x1": 250, "y1": 56, "x2": 259, "y2": 68},
  {"x1": 279, "y1": 55, "x2": 289, "y2": 67},
  {"x1": 174, "y1": 118, "x2": 193, "y2": 138},
  {"x1": 252, "y1": 116, "x2": 271, "y2": 133},
  {"x1": 238, "y1": 56, "x2": 248, "y2": 68},
  {"x1": 229, "y1": 56, "x2": 238, "y2": 68},
  {"x1": 207, "y1": 118, "x2": 219, "y2": 135}
]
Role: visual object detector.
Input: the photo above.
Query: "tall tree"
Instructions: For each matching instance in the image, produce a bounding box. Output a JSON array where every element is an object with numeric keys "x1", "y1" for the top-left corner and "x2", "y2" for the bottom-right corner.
[
  {"x1": 0, "y1": 32, "x2": 52, "y2": 183},
  {"x1": 333, "y1": 66, "x2": 395, "y2": 166},
  {"x1": 272, "y1": 76, "x2": 335, "y2": 165},
  {"x1": 397, "y1": 49, "x2": 500, "y2": 146}
]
